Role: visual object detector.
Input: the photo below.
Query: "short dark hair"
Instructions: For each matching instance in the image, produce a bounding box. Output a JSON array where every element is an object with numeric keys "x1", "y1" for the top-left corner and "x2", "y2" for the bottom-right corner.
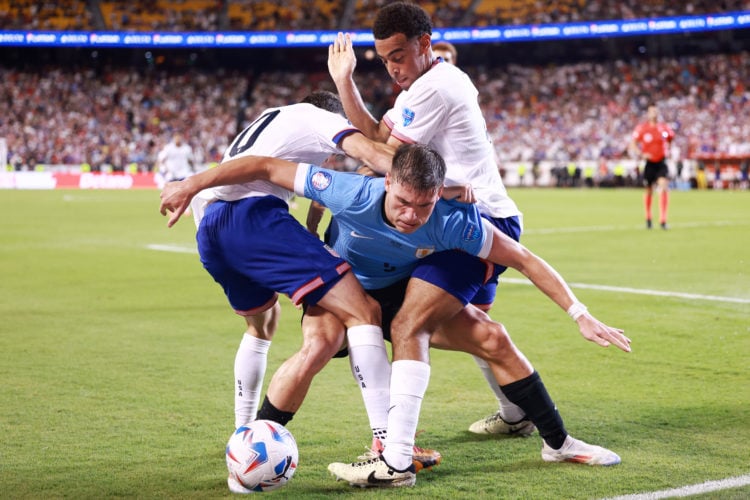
[
  {"x1": 301, "y1": 91, "x2": 344, "y2": 116},
  {"x1": 391, "y1": 144, "x2": 445, "y2": 192},
  {"x1": 373, "y1": 2, "x2": 432, "y2": 40}
]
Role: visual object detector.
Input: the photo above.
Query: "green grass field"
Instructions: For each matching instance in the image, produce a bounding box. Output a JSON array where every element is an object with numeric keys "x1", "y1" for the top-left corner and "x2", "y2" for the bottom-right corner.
[{"x1": 1, "y1": 187, "x2": 748, "y2": 499}]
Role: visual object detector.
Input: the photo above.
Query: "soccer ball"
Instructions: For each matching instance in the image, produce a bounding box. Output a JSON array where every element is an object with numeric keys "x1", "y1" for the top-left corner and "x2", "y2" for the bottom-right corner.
[{"x1": 226, "y1": 420, "x2": 298, "y2": 492}]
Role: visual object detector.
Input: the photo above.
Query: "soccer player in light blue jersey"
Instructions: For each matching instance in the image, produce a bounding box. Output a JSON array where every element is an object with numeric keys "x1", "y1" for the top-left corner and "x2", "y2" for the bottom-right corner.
[{"x1": 160, "y1": 143, "x2": 632, "y2": 488}]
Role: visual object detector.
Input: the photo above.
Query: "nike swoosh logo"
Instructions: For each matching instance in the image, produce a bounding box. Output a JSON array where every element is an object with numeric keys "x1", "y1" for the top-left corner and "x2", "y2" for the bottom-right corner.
[
  {"x1": 350, "y1": 230, "x2": 375, "y2": 239},
  {"x1": 367, "y1": 470, "x2": 397, "y2": 485}
]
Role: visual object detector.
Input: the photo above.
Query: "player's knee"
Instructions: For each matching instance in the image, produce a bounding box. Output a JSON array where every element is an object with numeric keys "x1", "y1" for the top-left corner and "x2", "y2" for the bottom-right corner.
[
  {"x1": 348, "y1": 293, "x2": 381, "y2": 327},
  {"x1": 477, "y1": 321, "x2": 513, "y2": 359}
]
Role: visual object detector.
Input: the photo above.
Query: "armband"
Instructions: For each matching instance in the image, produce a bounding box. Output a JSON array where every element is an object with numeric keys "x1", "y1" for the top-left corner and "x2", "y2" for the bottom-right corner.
[{"x1": 566, "y1": 302, "x2": 588, "y2": 321}]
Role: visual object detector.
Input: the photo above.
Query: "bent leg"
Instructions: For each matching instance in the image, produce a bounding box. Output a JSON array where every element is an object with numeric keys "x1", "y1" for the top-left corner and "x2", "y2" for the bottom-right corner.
[
  {"x1": 430, "y1": 305, "x2": 533, "y2": 385},
  {"x1": 263, "y1": 305, "x2": 346, "y2": 416},
  {"x1": 383, "y1": 278, "x2": 463, "y2": 470}
]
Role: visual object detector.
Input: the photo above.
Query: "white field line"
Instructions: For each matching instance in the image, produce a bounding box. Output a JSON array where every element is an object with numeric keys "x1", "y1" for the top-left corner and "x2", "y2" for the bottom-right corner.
[
  {"x1": 601, "y1": 473, "x2": 750, "y2": 500},
  {"x1": 146, "y1": 243, "x2": 197, "y2": 254},
  {"x1": 146, "y1": 244, "x2": 749, "y2": 305},
  {"x1": 502, "y1": 278, "x2": 750, "y2": 304}
]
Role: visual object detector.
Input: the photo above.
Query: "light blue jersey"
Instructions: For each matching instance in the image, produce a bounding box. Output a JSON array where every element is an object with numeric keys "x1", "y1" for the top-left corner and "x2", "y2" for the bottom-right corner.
[{"x1": 294, "y1": 164, "x2": 492, "y2": 289}]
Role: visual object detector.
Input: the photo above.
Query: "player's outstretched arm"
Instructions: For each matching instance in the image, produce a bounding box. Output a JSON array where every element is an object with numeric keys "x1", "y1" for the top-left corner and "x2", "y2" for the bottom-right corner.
[
  {"x1": 328, "y1": 32, "x2": 391, "y2": 143},
  {"x1": 485, "y1": 227, "x2": 631, "y2": 352},
  {"x1": 159, "y1": 155, "x2": 299, "y2": 227},
  {"x1": 339, "y1": 132, "x2": 395, "y2": 175}
]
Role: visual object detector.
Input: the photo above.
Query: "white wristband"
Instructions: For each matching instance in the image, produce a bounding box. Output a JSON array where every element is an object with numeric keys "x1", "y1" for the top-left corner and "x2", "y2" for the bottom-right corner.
[{"x1": 566, "y1": 302, "x2": 588, "y2": 321}]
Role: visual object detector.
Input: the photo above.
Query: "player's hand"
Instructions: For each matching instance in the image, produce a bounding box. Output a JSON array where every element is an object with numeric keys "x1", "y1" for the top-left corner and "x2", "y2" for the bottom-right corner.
[
  {"x1": 576, "y1": 313, "x2": 631, "y2": 352},
  {"x1": 442, "y1": 184, "x2": 476, "y2": 204},
  {"x1": 356, "y1": 164, "x2": 379, "y2": 177},
  {"x1": 159, "y1": 180, "x2": 192, "y2": 227},
  {"x1": 328, "y1": 32, "x2": 357, "y2": 83}
]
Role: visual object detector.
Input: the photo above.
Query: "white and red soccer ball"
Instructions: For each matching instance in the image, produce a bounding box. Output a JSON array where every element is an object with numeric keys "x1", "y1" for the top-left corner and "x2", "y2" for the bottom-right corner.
[{"x1": 226, "y1": 420, "x2": 298, "y2": 492}]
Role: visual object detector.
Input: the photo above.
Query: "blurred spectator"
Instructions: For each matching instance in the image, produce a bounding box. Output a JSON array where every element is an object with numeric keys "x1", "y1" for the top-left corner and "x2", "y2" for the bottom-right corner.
[
  {"x1": 156, "y1": 131, "x2": 195, "y2": 184},
  {"x1": 2, "y1": 0, "x2": 748, "y2": 32},
  {"x1": 432, "y1": 41, "x2": 458, "y2": 65},
  {"x1": 0, "y1": 51, "x2": 747, "y2": 172}
]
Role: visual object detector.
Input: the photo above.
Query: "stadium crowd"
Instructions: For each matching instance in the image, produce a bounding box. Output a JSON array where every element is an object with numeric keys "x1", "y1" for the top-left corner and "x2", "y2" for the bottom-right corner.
[
  {"x1": 1, "y1": 66, "x2": 246, "y2": 172},
  {"x1": 1, "y1": 0, "x2": 748, "y2": 175},
  {"x1": 1, "y1": 0, "x2": 748, "y2": 32},
  {"x1": 2, "y1": 48, "x2": 748, "y2": 174}
]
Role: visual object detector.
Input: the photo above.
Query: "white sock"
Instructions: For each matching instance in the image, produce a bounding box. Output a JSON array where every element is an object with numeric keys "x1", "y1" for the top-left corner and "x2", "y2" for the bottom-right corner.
[
  {"x1": 473, "y1": 355, "x2": 526, "y2": 423},
  {"x1": 383, "y1": 360, "x2": 430, "y2": 471},
  {"x1": 346, "y1": 324, "x2": 390, "y2": 434},
  {"x1": 234, "y1": 334, "x2": 271, "y2": 429}
]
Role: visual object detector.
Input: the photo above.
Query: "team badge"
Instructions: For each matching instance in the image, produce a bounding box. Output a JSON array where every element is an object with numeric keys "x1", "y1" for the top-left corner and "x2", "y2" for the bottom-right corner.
[
  {"x1": 402, "y1": 107, "x2": 415, "y2": 127},
  {"x1": 415, "y1": 247, "x2": 435, "y2": 258},
  {"x1": 462, "y1": 223, "x2": 480, "y2": 241},
  {"x1": 311, "y1": 171, "x2": 332, "y2": 191}
]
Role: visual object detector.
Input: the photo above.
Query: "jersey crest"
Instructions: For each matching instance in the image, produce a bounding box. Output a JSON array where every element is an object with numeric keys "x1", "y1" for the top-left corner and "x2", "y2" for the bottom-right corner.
[
  {"x1": 462, "y1": 222, "x2": 481, "y2": 241},
  {"x1": 415, "y1": 247, "x2": 435, "y2": 258},
  {"x1": 311, "y1": 171, "x2": 332, "y2": 191},
  {"x1": 402, "y1": 107, "x2": 415, "y2": 127}
]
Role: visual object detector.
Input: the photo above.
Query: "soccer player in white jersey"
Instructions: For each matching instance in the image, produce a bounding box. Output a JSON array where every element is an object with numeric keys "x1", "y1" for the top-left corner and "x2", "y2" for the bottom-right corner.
[
  {"x1": 328, "y1": 1, "x2": 535, "y2": 444},
  {"x1": 167, "y1": 91, "x2": 398, "y2": 494},
  {"x1": 156, "y1": 132, "x2": 195, "y2": 183},
  {"x1": 160, "y1": 144, "x2": 631, "y2": 488}
]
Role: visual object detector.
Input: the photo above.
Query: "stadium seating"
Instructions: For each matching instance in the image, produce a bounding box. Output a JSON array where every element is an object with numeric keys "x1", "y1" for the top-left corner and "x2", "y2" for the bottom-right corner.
[{"x1": 2, "y1": 0, "x2": 747, "y2": 31}]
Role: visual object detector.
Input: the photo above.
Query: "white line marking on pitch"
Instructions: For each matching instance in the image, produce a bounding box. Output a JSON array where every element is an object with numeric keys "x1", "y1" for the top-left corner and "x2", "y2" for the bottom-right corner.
[
  {"x1": 147, "y1": 244, "x2": 749, "y2": 305},
  {"x1": 146, "y1": 243, "x2": 197, "y2": 254},
  {"x1": 601, "y1": 473, "x2": 750, "y2": 499},
  {"x1": 502, "y1": 278, "x2": 750, "y2": 304}
]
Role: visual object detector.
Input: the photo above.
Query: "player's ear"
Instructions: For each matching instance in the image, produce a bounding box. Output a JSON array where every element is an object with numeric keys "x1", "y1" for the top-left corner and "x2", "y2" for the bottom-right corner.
[
  {"x1": 384, "y1": 172, "x2": 392, "y2": 191},
  {"x1": 418, "y1": 33, "x2": 431, "y2": 54}
]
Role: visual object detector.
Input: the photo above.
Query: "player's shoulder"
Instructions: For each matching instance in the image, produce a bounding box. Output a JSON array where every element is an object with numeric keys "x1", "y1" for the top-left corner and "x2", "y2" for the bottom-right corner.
[{"x1": 435, "y1": 197, "x2": 481, "y2": 220}]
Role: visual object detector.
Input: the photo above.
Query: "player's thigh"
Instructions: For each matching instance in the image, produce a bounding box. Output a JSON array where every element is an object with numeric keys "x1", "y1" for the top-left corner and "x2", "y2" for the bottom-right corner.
[
  {"x1": 316, "y1": 272, "x2": 381, "y2": 328},
  {"x1": 430, "y1": 305, "x2": 497, "y2": 356},
  {"x1": 301, "y1": 304, "x2": 348, "y2": 355},
  {"x1": 393, "y1": 276, "x2": 465, "y2": 335}
]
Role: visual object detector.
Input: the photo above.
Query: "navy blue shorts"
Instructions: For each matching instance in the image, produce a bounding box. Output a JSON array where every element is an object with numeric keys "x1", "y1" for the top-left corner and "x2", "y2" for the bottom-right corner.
[
  {"x1": 330, "y1": 277, "x2": 408, "y2": 357},
  {"x1": 197, "y1": 196, "x2": 350, "y2": 314},
  {"x1": 410, "y1": 215, "x2": 522, "y2": 307}
]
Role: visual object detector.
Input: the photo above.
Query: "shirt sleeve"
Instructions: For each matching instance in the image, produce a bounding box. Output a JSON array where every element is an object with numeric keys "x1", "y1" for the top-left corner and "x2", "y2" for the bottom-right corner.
[
  {"x1": 299, "y1": 165, "x2": 369, "y2": 215},
  {"x1": 385, "y1": 85, "x2": 448, "y2": 145},
  {"x1": 294, "y1": 163, "x2": 311, "y2": 196},
  {"x1": 477, "y1": 218, "x2": 495, "y2": 260}
]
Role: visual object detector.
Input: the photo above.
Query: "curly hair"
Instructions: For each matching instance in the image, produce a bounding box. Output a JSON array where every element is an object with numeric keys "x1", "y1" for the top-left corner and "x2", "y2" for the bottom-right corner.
[{"x1": 373, "y1": 2, "x2": 432, "y2": 40}]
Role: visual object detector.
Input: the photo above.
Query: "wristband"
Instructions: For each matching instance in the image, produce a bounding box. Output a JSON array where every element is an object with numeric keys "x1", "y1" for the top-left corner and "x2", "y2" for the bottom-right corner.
[{"x1": 566, "y1": 302, "x2": 588, "y2": 321}]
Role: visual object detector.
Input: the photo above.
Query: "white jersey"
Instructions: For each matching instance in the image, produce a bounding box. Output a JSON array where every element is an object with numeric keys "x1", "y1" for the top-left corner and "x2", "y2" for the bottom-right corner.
[
  {"x1": 158, "y1": 141, "x2": 194, "y2": 181},
  {"x1": 190, "y1": 103, "x2": 358, "y2": 226},
  {"x1": 383, "y1": 61, "x2": 520, "y2": 219}
]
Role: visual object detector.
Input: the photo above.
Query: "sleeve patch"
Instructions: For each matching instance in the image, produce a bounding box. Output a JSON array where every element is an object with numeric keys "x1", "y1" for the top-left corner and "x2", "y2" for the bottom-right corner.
[
  {"x1": 462, "y1": 222, "x2": 481, "y2": 241},
  {"x1": 311, "y1": 171, "x2": 332, "y2": 191},
  {"x1": 402, "y1": 107, "x2": 415, "y2": 127}
]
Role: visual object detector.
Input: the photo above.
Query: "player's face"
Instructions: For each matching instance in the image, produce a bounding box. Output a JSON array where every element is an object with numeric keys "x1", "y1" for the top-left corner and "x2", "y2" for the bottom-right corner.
[
  {"x1": 433, "y1": 49, "x2": 454, "y2": 65},
  {"x1": 384, "y1": 174, "x2": 442, "y2": 233},
  {"x1": 375, "y1": 33, "x2": 432, "y2": 91}
]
